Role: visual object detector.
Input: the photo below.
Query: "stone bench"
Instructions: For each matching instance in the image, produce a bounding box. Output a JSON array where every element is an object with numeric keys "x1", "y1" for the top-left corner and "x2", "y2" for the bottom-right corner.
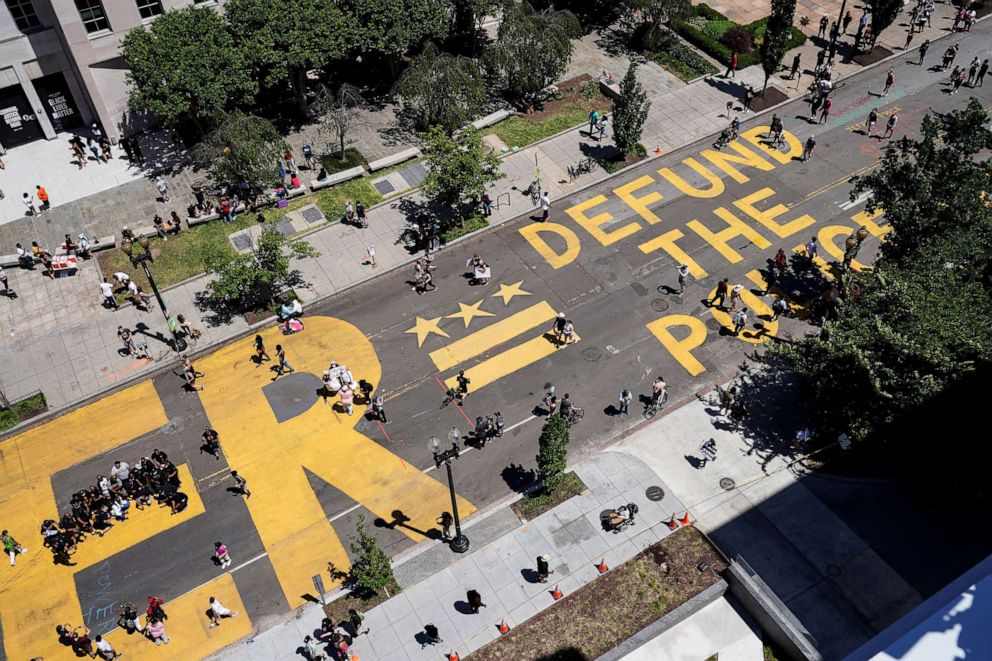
[
  {"x1": 368, "y1": 148, "x2": 421, "y2": 172},
  {"x1": 187, "y1": 213, "x2": 218, "y2": 228},
  {"x1": 310, "y1": 165, "x2": 367, "y2": 191},
  {"x1": 89, "y1": 235, "x2": 116, "y2": 252},
  {"x1": 471, "y1": 109, "x2": 513, "y2": 130},
  {"x1": 0, "y1": 254, "x2": 23, "y2": 268}
]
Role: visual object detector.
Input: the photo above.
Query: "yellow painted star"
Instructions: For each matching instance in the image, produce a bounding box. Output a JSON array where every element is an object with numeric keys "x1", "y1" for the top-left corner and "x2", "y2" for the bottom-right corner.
[
  {"x1": 405, "y1": 316, "x2": 449, "y2": 348},
  {"x1": 447, "y1": 300, "x2": 496, "y2": 328},
  {"x1": 491, "y1": 280, "x2": 532, "y2": 306}
]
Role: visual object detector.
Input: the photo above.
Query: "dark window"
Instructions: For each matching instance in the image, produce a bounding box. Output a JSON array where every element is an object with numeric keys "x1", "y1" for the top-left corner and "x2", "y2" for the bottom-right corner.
[
  {"x1": 4, "y1": 0, "x2": 40, "y2": 30},
  {"x1": 74, "y1": 0, "x2": 110, "y2": 33},
  {"x1": 135, "y1": 0, "x2": 163, "y2": 19}
]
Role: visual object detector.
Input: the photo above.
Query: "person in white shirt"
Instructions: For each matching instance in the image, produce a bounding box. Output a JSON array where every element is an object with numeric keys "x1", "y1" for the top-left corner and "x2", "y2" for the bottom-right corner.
[
  {"x1": 113, "y1": 272, "x2": 130, "y2": 286},
  {"x1": 540, "y1": 192, "x2": 551, "y2": 221},
  {"x1": 110, "y1": 461, "x2": 130, "y2": 481},
  {"x1": 208, "y1": 596, "x2": 239, "y2": 627},
  {"x1": 99, "y1": 278, "x2": 119, "y2": 310},
  {"x1": 93, "y1": 634, "x2": 121, "y2": 660}
]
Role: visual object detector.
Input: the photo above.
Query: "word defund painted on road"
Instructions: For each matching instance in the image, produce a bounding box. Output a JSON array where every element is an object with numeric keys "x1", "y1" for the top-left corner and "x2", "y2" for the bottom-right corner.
[{"x1": 519, "y1": 127, "x2": 891, "y2": 376}]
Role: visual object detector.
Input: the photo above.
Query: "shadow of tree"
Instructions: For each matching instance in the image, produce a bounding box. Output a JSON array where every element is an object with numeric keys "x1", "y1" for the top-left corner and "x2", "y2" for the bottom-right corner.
[{"x1": 501, "y1": 463, "x2": 537, "y2": 493}]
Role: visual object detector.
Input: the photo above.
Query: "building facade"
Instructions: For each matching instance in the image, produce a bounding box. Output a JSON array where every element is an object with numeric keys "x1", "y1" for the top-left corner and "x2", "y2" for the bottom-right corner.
[{"x1": 0, "y1": 0, "x2": 216, "y2": 150}]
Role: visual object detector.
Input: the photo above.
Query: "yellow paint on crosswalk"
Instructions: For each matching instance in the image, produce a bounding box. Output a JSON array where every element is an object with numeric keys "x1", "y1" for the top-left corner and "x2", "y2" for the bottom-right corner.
[
  {"x1": 196, "y1": 316, "x2": 474, "y2": 609},
  {"x1": 793, "y1": 243, "x2": 839, "y2": 281},
  {"x1": 443, "y1": 331, "x2": 580, "y2": 392},
  {"x1": 106, "y1": 572, "x2": 251, "y2": 660},
  {"x1": 429, "y1": 301, "x2": 558, "y2": 371},
  {"x1": 646, "y1": 315, "x2": 708, "y2": 376},
  {"x1": 818, "y1": 225, "x2": 870, "y2": 271},
  {"x1": 707, "y1": 270, "x2": 779, "y2": 344},
  {"x1": 0, "y1": 381, "x2": 168, "y2": 661}
]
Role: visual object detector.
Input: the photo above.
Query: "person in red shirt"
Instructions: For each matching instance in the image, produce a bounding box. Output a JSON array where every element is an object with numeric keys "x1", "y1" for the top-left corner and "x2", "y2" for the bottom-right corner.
[{"x1": 725, "y1": 52, "x2": 738, "y2": 78}]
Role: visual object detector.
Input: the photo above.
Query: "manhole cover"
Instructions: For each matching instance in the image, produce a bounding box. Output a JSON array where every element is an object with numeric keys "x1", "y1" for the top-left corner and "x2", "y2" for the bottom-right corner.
[
  {"x1": 651, "y1": 299, "x2": 670, "y2": 312},
  {"x1": 372, "y1": 179, "x2": 396, "y2": 195},
  {"x1": 581, "y1": 348, "x2": 602, "y2": 362},
  {"x1": 400, "y1": 162, "x2": 428, "y2": 187},
  {"x1": 301, "y1": 206, "x2": 325, "y2": 225},
  {"x1": 719, "y1": 477, "x2": 736, "y2": 491},
  {"x1": 645, "y1": 486, "x2": 665, "y2": 501},
  {"x1": 826, "y1": 564, "x2": 842, "y2": 577}
]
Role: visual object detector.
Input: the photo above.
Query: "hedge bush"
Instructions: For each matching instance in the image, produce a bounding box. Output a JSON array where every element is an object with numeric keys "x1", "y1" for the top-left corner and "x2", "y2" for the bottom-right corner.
[{"x1": 675, "y1": 3, "x2": 806, "y2": 68}]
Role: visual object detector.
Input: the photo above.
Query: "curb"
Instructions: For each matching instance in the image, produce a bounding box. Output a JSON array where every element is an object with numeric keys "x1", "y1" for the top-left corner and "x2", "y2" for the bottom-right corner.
[{"x1": 0, "y1": 16, "x2": 978, "y2": 438}]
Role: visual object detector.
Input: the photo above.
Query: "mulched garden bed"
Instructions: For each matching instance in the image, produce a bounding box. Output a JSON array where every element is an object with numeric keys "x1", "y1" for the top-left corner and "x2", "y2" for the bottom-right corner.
[
  {"x1": 0, "y1": 391, "x2": 48, "y2": 434},
  {"x1": 469, "y1": 527, "x2": 726, "y2": 660},
  {"x1": 852, "y1": 45, "x2": 894, "y2": 66},
  {"x1": 526, "y1": 74, "x2": 611, "y2": 120},
  {"x1": 511, "y1": 473, "x2": 587, "y2": 521},
  {"x1": 321, "y1": 581, "x2": 401, "y2": 627},
  {"x1": 750, "y1": 86, "x2": 788, "y2": 112}
]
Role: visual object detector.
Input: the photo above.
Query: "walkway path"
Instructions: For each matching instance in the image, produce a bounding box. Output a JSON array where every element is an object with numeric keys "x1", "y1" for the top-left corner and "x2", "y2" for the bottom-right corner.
[{"x1": 0, "y1": 2, "x2": 975, "y2": 416}]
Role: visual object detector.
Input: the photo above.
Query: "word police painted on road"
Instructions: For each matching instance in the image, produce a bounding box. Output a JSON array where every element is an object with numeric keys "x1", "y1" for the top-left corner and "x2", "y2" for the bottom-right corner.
[{"x1": 519, "y1": 128, "x2": 890, "y2": 376}]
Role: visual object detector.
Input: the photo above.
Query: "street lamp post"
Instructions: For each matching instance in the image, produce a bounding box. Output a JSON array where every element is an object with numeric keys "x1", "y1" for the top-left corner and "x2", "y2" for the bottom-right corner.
[
  {"x1": 829, "y1": 0, "x2": 847, "y2": 61},
  {"x1": 432, "y1": 428, "x2": 469, "y2": 553},
  {"x1": 120, "y1": 236, "x2": 186, "y2": 352}
]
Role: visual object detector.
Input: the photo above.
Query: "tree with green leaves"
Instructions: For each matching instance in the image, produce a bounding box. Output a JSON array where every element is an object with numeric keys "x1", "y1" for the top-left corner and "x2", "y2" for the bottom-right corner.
[
  {"x1": 768, "y1": 99, "x2": 992, "y2": 481},
  {"x1": 345, "y1": 0, "x2": 453, "y2": 79},
  {"x1": 620, "y1": 0, "x2": 692, "y2": 47},
  {"x1": 395, "y1": 43, "x2": 486, "y2": 134},
  {"x1": 206, "y1": 226, "x2": 320, "y2": 311},
  {"x1": 451, "y1": 0, "x2": 502, "y2": 56},
  {"x1": 348, "y1": 515, "x2": 395, "y2": 597},
  {"x1": 485, "y1": 2, "x2": 582, "y2": 105},
  {"x1": 759, "y1": 0, "x2": 796, "y2": 93},
  {"x1": 865, "y1": 0, "x2": 904, "y2": 46},
  {"x1": 421, "y1": 126, "x2": 505, "y2": 224},
  {"x1": 192, "y1": 112, "x2": 287, "y2": 193},
  {"x1": 611, "y1": 63, "x2": 650, "y2": 155},
  {"x1": 536, "y1": 413, "x2": 570, "y2": 491},
  {"x1": 121, "y1": 6, "x2": 256, "y2": 134},
  {"x1": 224, "y1": 0, "x2": 348, "y2": 114},
  {"x1": 312, "y1": 84, "x2": 366, "y2": 163}
]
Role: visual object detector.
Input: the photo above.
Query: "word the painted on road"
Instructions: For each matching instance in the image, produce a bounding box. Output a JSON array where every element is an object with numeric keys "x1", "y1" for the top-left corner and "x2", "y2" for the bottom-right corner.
[{"x1": 519, "y1": 127, "x2": 891, "y2": 376}]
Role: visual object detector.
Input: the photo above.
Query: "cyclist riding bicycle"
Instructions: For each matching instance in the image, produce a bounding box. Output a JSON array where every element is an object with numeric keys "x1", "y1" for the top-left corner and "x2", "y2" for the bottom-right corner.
[
  {"x1": 651, "y1": 377, "x2": 667, "y2": 403},
  {"x1": 559, "y1": 393, "x2": 573, "y2": 419}
]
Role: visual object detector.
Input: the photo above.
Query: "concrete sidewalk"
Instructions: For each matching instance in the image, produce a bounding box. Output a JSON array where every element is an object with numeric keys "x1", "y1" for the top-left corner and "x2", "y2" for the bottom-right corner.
[
  {"x1": 212, "y1": 451, "x2": 688, "y2": 661},
  {"x1": 0, "y1": 1, "x2": 973, "y2": 416}
]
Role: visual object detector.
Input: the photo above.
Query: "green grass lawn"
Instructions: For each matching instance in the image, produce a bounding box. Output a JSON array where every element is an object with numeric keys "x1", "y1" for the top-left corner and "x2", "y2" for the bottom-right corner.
[
  {"x1": 320, "y1": 147, "x2": 367, "y2": 174},
  {"x1": 0, "y1": 392, "x2": 47, "y2": 433},
  {"x1": 485, "y1": 99, "x2": 613, "y2": 149}
]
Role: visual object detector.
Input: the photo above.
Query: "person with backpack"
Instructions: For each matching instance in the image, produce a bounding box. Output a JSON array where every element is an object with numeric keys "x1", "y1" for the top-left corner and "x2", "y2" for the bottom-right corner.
[
  {"x1": 771, "y1": 296, "x2": 789, "y2": 321},
  {"x1": 801, "y1": 135, "x2": 816, "y2": 162},
  {"x1": 349, "y1": 608, "x2": 369, "y2": 636},
  {"x1": 732, "y1": 307, "x2": 749, "y2": 335}
]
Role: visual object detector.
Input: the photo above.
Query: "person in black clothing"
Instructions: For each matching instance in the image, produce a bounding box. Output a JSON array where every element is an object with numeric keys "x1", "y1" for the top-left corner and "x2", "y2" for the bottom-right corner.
[
  {"x1": 536, "y1": 554, "x2": 555, "y2": 583},
  {"x1": 456, "y1": 371, "x2": 470, "y2": 401},
  {"x1": 466, "y1": 590, "x2": 486, "y2": 613},
  {"x1": 201, "y1": 428, "x2": 221, "y2": 460}
]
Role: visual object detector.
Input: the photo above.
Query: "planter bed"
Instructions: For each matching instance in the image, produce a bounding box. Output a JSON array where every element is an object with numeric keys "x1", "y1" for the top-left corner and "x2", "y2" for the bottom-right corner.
[{"x1": 674, "y1": 4, "x2": 806, "y2": 69}]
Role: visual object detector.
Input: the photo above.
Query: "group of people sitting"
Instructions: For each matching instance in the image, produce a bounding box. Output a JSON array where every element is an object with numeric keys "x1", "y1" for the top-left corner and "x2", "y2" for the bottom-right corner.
[
  {"x1": 303, "y1": 610, "x2": 366, "y2": 660},
  {"x1": 40, "y1": 450, "x2": 189, "y2": 565},
  {"x1": 468, "y1": 254, "x2": 491, "y2": 285}
]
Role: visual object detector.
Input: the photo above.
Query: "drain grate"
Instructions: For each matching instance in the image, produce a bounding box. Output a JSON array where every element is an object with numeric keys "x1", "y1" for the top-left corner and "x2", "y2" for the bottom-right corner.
[
  {"x1": 719, "y1": 477, "x2": 736, "y2": 491},
  {"x1": 645, "y1": 485, "x2": 665, "y2": 501},
  {"x1": 651, "y1": 299, "x2": 670, "y2": 312},
  {"x1": 582, "y1": 348, "x2": 602, "y2": 362}
]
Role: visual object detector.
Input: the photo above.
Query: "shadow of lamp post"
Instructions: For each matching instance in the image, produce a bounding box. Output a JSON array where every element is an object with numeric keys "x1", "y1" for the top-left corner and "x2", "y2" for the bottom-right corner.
[{"x1": 120, "y1": 235, "x2": 187, "y2": 352}]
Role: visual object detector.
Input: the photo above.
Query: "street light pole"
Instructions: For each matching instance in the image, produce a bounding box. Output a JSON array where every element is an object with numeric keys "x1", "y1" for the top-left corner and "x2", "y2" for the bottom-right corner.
[
  {"x1": 842, "y1": 225, "x2": 870, "y2": 269},
  {"x1": 829, "y1": 0, "x2": 847, "y2": 61},
  {"x1": 432, "y1": 428, "x2": 469, "y2": 554},
  {"x1": 121, "y1": 236, "x2": 186, "y2": 353}
]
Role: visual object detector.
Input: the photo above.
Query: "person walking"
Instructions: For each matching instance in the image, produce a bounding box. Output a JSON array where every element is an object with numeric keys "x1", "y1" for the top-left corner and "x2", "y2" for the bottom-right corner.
[
  {"x1": 725, "y1": 51, "x2": 737, "y2": 78},
  {"x1": 883, "y1": 113, "x2": 898, "y2": 139},
  {"x1": 145, "y1": 618, "x2": 169, "y2": 645},
  {"x1": 618, "y1": 388, "x2": 632, "y2": 417},
  {"x1": 213, "y1": 541, "x2": 232, "y2": 568},
  {"x1": 2, "y1": 530, "x2": 26, "y2": 566},
  {"x1": 882, "y1": 68, "x2": 895, "y2": 96},
  {"x1": 0, "y1": 265, "x2": 11, "y2": 298},
  {"x1": 35, "y1": 185, "x2": 49, "y2": 211},
  {"x1": 349, "y1": 608, "x2": 369, "y2": 636},
  {"x1": 339, "y1": 384, "x2": 354, "y2": 416},
  {"x1": 805, "y1": 236, "x2": 819, "y2": 262},
  {"x1": 536, "y1": 554, "x2": 555, "y2": 583},
  {"x1": 729, "y1": 284, "x2": 744, "y2": 312},
  {"x1": 708, "y1": 277, "x2": 729, "y2": 309},
  {"x1": 865, "y1": 108, "x2": 879, "y2": 136},
  {"x1": 789, "y1": 52, "x2": 801, "y2": 79},
  {"x1": 774, "y1": 247, "x2": 787, "y2": 275},
  {"x1": 588, "y1": 110, "x2": 599, "y2": 137},
  {"x1": 815, "y1": 48, "x2": 826, "y2": 73},
  {"x1": 841, "y1": 8, "x2": 852, "y2": 34},
  {"x1": 904, "y1": 30, "x2": 914, "y2": 51},
  {"x1": 456, "y1": 370, "x2": 471, "y2": 401},
  {"x1": 231, "y1": 470, "x2": 251, "y2": 497},
  {"x1": 208, "y1": 596, "x2": 239, "y2": 628},
  {"x1": 771, "y1": 296, "x2": 789, "y2": 321},
  {"x1": 253, "y1": 335, "x2": 270, "y2": 366},
  {"x1": 918, "y1": 39, "x2": 930, "y2": 66},
  {"x1": 539, "y1": 191, "x2": 550, "y2": 221},
  {"x1": 597, "y1": 114, "x2": 609, "y2": 141},
  {"x1": 100, "y1": 278, "x2": 118, "y2": 309},
  {"x1": 155, "y1": 175, "x2": 169, "y2": 202},
  {"x1": 967, "y1": 57, "x2": 980, "y2": 86},
  {"x1": 22, "y1": 192, "x2": 38, "y2": 216},
  {"x1": 437, "y1": 511, "x2": 453, "y2": 540},
  {"x1": 93, "y1": 634, "x2": 122, "y2": 660},
  {"x1": 676, "y1": 263, "x2": 690, "y2": 294},
  {"x1": 819, "y1": 98, "x2": 832, "y2": 124},
  {"x1": 274, "y1": 344, "x2": 294, "y2": 377},
  {"x1": 818, "y1": 15, "x2": 828, "y2": 38},
  {"x1": 466, "y1": 589, "x2": 486, "y2": 613},
  {"x1": 801, "y1": 135, "x2": 816, "y2": 162},
  {"x1": 732, "y1": 307, "x2": 749, "y2": 336}
]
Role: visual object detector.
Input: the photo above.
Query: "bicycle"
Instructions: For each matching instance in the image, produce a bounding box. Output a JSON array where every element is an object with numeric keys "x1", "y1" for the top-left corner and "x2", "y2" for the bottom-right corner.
[
  {"x1": 564, "y1": 406, "x2": 584, "y2": 426},
  {"x1": 643, "y1": 390, "x2": 669, "y2": 420},
  {"x1": 566, "y1": 158, "x2": 598, "y2": 182}
]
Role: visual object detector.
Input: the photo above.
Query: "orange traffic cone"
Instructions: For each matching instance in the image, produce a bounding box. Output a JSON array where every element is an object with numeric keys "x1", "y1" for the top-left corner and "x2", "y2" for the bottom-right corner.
[
  {"x1": 678, "y1": 511, "x2": 693, "y2": 526},
  {"x1": 448, "y1": 651, "x2": 460, "y2": 661},
  {"x1": 498, "y1": 619, "x2": 510, "y2": 634},
  {"x1": 654, "y1": 144, "x2": 662, "y2": 154},
  {"x1": 596, "y1": 558, "x2": 609, "y2": 574},
  {"x1": 552, "y1": 584, "x2": 563, "y2": 600},
  {"x1": 666, "y1": 514, "x2": 679, "y2": 530}
]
